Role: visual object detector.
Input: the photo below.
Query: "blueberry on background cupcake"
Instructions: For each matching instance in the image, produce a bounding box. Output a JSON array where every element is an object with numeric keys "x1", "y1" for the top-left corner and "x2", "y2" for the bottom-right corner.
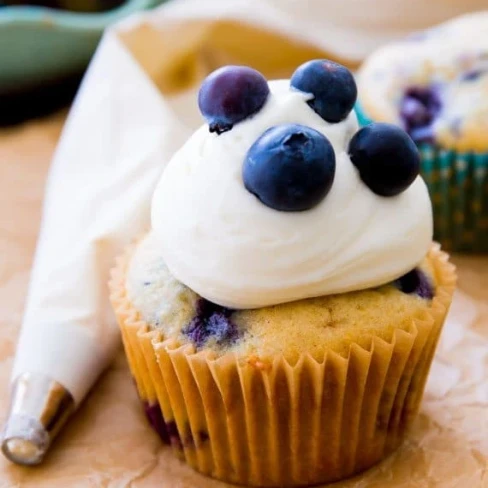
[
  {"x1": 356, "y1": 12, "x2": 488, "y2": 253},
  {"x1": 110, "y1": 61, "x2": 456, "y2": 487}
]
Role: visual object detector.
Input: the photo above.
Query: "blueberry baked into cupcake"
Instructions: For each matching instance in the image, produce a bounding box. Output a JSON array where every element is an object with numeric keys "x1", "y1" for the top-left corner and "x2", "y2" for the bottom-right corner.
[
  {"x1": 110, "y1": 60, "x2": 456, "y2": 487},
  {"x1": 357, "y1": 12, "x2": 488, "y2": 252}
]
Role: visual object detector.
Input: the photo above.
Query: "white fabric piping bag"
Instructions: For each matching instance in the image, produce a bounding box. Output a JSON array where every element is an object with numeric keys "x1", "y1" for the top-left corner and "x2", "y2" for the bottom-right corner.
[{"x1": 1, "y1": 29, "x2": 191, "y2": 465}]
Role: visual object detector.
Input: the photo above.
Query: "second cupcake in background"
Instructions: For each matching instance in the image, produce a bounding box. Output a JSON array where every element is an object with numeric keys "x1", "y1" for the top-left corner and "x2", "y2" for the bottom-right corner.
[
  {"x1": 110, "y1": 60, "x2": 456, "y2": 486},
  {"x1": 357, "y1": 12, "x2": 488, "y2": 253}
]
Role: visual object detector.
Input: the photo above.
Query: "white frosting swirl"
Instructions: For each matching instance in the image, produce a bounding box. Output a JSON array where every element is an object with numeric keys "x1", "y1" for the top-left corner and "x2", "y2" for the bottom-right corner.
[{"x1": 151, "y1": 80, "x2": 433, "y2": 309}]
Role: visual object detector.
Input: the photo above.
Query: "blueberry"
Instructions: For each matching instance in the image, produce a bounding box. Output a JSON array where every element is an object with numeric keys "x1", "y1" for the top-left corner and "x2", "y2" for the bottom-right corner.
[
  {"x1": 401, "y1": 97, "x2": 430, "y2": 128},
  {"x1": 243, "y1": 124, "x2": 335, "y2": 212},
  {"x1": 290, "y1": 59, "x2": 357, "y2": 123},
  {"x1": 394, "y1": 268, "x2": 434, "y2": 299},
  {"x1": 165, "y1": 421, "x2": 183, "y2": 450},
  {"x1": 142, "y1": 402, "x2": 170, "y2": 444},
  {"x1": 142, "y1": 403, "x2": 210, "y2": 449},
  {"x1": 460, "y1": 69, "x2": 485, "y2": 82},
  {"x1": 400, "y1": 86, "x2": 442, "y2": 143},
  {"x1": 183, "y1": 299, "x2": 238, "y2": 348},
  {"x1": 198, "y1": 65, "x2": 270, "y2": 134},
  {"x1": 348, "y1": 123, "x2": 420, "y2": 197}
]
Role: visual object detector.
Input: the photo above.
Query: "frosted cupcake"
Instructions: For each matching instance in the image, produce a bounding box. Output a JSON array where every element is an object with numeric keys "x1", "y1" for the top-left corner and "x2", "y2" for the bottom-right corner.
[
  {"x1": 357, "y1": 12, "x2": 488, "y2": 252},
  {"x1": 110, "y1": 60, "x2": 456, "y2": 487}
]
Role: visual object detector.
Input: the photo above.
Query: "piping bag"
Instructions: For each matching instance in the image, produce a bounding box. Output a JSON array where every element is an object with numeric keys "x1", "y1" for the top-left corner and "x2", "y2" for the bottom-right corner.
[
  {"x1": 1, "y1": 0, "x2": 477, "y2": 466},
  {"x1": 1, "y1": 29, "x2": 192, "y2": 465}
]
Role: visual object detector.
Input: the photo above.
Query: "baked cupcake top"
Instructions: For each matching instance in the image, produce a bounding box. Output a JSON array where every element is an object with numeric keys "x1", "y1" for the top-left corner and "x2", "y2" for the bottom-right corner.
[
  {"x1": 358, "y1": 12, "x2": 488, "y2": 152},
  {"x1": 126, "y1": 232, "x2": 438, "y2": 360},
  {"x1": 151, "y1": 61, "x2": 432, "y2": 309}
]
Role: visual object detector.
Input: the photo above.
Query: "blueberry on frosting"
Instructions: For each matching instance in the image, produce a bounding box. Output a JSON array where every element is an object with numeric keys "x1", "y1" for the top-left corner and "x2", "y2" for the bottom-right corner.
[
  {"x1": 290, "y1": 59, "x2": 357, "y2": 123},
  {"x1": 198, "y1": 65, "x2": 270, "y2": 135},
  {"x1": 152, "y1": 68, "x2": 433, "y2": 309},
  {"x1": 348, "y1": 123, "x2": 420, "y2": 197},
  {"x1": 243, "y1": 124, "x2": 336, "y2": 212}
]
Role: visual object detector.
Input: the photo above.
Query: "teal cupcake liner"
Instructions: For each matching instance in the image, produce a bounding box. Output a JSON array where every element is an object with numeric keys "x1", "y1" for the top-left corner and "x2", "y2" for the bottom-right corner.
[{"x1": 354, "y1": 104, "x2": 488, "y2": 253}]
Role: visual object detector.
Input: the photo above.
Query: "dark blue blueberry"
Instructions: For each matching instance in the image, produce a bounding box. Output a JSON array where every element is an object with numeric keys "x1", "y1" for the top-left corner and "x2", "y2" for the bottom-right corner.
[
  {"x1": 400, "y1": 86, "x2": 442, "y2": 143},
  {"x1": 183, "y1": 299, "x2": 238, "y2": 348},
  {"x1": 165, "y1": 420, "x2": 184, "y2": 450},
  {"x1": 198, "y1": 430, "x2": 209, "y2": 444},
  {"x1": 401, "y1": 97, "x2": 431, "y2": 128},
  {"x1": 243, "y1": 124, "x2": 335, "y2": 212},
  {"x1": 290, "y1": 59, "x2": 357, "y2": 123},
  {"x1": 460, "y1": 69, "x2": 485, "y2": 82},
  {"x1": 348, "y1": 123, "x2": 420, "y2": 197},
  {"x1": 167, "y1": 422, "x2": 210, "y2": 449},
  {"x1": 394, "y1": 268, "x2": 434, "y2": 299},
  {"x1": 195, "y1": 298, "x2": 232, "y2": 317},
  {"x1": 198, "y1": 65, "x2": 269, "y2": 134},
  {"x1": 141, "y1": 400, "x2": 209, "y2": 448},
  {"x1": 142, "y1": 402, "x2": 170, "y2": 444}
]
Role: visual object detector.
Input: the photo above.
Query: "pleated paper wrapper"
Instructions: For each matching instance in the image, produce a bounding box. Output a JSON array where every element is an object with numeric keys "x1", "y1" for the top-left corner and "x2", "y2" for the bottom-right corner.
[{"x1": 109, "y1": 243, "x2": 456, "y2": 487}]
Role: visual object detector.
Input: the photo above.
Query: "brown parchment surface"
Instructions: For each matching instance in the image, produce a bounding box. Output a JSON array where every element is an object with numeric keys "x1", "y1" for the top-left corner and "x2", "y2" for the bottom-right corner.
[{"x1": 0, "y1": 113, "x2": 486, "y2": 487}]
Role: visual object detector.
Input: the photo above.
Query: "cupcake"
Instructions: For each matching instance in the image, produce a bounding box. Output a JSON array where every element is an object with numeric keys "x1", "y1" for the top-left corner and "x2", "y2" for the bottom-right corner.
[
  {"x1": 110, "y1": 61, "x2": 456, "y2": 487},
  {"x1": 356, "y1": 12, "x2": 488, "y2": 253}
]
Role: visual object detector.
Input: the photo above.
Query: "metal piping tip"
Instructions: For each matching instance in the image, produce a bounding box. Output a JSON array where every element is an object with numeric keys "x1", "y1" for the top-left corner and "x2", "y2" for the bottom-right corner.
[{"x1": 1, "y1": 372, "x2": 75, "y2": 465}]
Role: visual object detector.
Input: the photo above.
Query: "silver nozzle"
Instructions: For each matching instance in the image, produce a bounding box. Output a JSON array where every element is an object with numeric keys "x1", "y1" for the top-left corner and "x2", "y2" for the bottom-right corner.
[{"x1": 2, "y1": 372, "x2": 75, "y2": 465}]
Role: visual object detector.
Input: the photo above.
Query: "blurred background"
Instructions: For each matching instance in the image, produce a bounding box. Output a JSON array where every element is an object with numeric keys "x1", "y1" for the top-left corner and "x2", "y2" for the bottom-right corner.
[
  {"x1": 0, "y1": 0, "x2": 485, "y2": 125},
  {"x1": 0, "y1": 0, "x2": 165, "y2": 124}
]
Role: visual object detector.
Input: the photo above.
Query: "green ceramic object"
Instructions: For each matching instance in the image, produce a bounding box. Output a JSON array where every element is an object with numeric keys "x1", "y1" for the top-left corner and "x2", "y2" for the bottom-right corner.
[{"x1": 0, "y1": 0, "x2": 164, "y2": 95}]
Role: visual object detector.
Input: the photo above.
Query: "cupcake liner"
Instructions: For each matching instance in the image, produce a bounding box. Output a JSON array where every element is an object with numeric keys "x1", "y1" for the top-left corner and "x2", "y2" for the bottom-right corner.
[
  {"x1": 354, "y1": 104, "x2": 488, "y2": 253},
  {"x1": 109, "y1": 244, "x2": 456, "y2": 487}
]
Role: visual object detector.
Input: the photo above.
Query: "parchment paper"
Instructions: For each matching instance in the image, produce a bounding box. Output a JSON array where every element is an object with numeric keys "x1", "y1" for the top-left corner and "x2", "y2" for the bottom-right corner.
[
  {"x1": 1, "y1": 0, "x2": 487, "y2": 486},
  {"x1": 1, "y1": 140, "x2": 486, "y2": 485}
]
